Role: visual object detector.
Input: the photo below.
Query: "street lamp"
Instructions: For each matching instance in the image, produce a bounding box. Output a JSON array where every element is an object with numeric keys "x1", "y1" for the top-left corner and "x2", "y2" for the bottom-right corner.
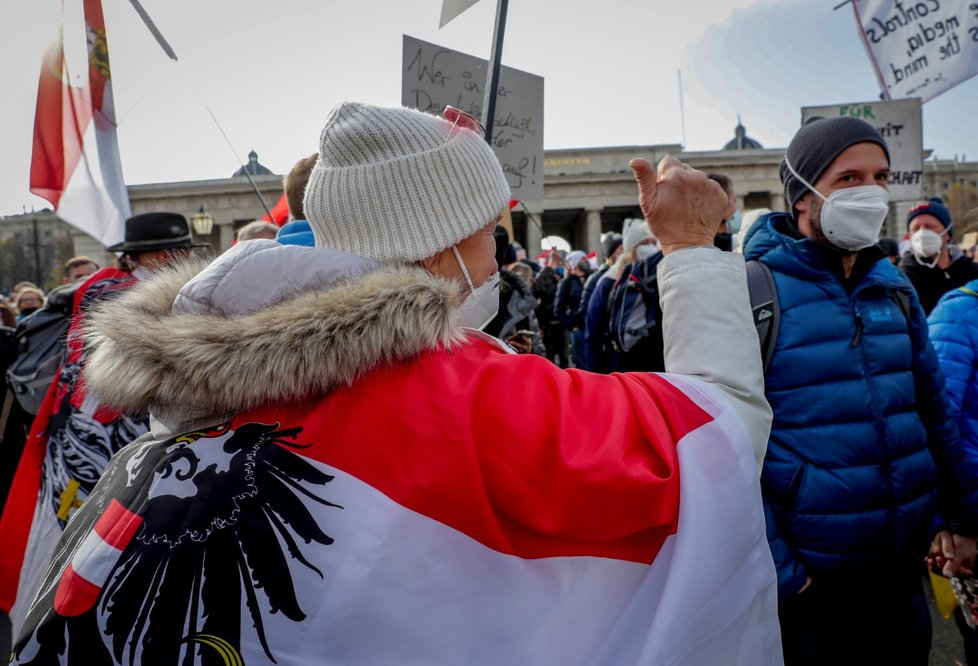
[{"x1": 190, "y1": 205, "x2": 214, "y2": 238}]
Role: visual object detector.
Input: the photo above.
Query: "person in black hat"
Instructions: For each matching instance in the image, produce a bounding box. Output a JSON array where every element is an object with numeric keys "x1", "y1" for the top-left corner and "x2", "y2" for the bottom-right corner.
[
  {"x1": 899, "y1": 197, "x2": 978, "y2": 315},
  {"x1": 0, "y1": 211, "x2": 204, "y2": 629},
  {"x1": 107, "y1": 212, "x2": 206, "y2": 279},
  {"x1": 742, "y1": 117, "x2": 978, "y2": 665}
]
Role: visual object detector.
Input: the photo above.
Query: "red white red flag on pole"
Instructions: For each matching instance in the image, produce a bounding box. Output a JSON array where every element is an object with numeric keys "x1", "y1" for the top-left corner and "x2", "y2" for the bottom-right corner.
[{"x1": 30, "y1": 0, "x2": 130, "y2": 248}]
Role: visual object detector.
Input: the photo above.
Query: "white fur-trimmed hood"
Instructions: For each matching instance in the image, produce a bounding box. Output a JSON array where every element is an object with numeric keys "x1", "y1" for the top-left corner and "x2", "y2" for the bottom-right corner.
[{"x1": 83, "y1": 242, "x2": 463, "y2": 420}]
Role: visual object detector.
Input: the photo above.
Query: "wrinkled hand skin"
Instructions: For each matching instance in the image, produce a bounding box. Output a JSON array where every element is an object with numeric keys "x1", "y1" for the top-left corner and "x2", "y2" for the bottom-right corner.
[
  {"x1": 927, "y1": 530, "x2": 977, "y2": 578},
  {"x1": 629, "y1": 156, "x2": 728, "y2": 255}
]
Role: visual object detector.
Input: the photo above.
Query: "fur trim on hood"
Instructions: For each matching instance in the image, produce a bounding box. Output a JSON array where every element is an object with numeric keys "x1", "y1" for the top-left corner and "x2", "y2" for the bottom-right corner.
[{"x1": 83, "y1": 249, "x2": 463, "y2": 420}]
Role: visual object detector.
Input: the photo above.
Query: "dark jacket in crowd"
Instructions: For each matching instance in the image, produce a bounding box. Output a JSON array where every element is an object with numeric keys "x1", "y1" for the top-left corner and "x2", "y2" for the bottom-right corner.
[
  {"x1": 0, "y1": 326, "x2": 30, "y2": 514},
  {"x1": 554, "y1": 273, "x2": 586, "y2": 331},
  {"x1": 614, "y1": 254, "x2": 665, "y2": 374},
  {"x1": 533, "y1": 266, "x2": 566, "y2": 365},
  {"x1": 532, "y1": 266, "x2": 560, "y2": 329},
  {"x1": 580, "y1": 265, "x2": 610, "y2": 327},
  {"x1": 899, "y1": 252, "x2": 978, "y2": 315},
  {"x1": 584, "y1": 271, "x2": 617, "y2": 374},
  {"x1": 483, "y1": 268, "x2": 544, "y2": 355},
  {"x1": 745, "y1": 212, "x2": 978, "y2": 598}
]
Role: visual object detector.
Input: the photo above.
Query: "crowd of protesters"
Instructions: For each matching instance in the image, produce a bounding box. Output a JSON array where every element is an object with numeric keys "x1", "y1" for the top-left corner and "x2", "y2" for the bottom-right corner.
[{"x1": 2, "y1": 108, "x2": 978, "y2": 665}]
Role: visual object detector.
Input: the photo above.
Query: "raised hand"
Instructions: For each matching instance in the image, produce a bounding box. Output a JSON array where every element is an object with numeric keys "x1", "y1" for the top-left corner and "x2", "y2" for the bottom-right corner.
[{"x1": 629, "y1": 156, "x2": 727, "y2": 255}]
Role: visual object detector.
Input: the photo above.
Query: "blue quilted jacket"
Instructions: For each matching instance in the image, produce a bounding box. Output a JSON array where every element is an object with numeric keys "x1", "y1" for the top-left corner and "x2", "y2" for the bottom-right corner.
[
  {"x1": 929, "y1": 281, "x2": 978, "y2": 465},
  {"x1": 744, "y1": 212, "x2": 978, "y2": 598}
]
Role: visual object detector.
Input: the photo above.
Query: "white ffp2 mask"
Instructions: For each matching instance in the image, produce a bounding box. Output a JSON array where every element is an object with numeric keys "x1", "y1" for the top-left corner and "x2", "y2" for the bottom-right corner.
[
  {"x1": 910, "y1": 228, "x2": 944, "y2": 267},
  {"x1": 785, "y1": 158, "x2": 890, "y2": 251},
  {"x1": 452, "y1": 245, "x2": 500, "y2": 330}
]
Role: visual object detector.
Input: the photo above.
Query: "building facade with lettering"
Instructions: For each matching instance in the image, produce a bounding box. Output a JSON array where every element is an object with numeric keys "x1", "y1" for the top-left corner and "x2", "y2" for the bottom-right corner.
[{"x1": 4, "y1": 139, "x2": 978, "y2": 288}]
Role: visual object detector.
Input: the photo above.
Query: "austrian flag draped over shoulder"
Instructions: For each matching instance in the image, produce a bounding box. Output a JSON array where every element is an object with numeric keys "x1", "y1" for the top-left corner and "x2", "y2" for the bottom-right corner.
[
  {"x1": 30, "y1": 0, "x2": 130, "y2": 247},
  {"x1": 12, "y1": 349, "x2": 781, "y2": 664}
]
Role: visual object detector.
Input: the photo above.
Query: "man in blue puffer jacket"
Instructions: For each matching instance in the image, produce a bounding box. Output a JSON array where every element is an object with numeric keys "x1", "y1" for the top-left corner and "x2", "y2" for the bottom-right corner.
[
  {"x1": 744, "y1": 116, "x2": 978, "y2": 665},
  {"x1": 930, "y1": 281, "x2": 978, "y2": 664},
  {"x1": 931, "y1": 282, "x2": 978, "y2": 463}
]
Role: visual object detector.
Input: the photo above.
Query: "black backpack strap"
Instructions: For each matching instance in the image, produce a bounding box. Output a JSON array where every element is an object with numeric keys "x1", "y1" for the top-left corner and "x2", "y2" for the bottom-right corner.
[
  {"x1": 888, "y1": 289, "x2": 912, "y2": 327},
  {"x1": 746, "y1": 260, "x2": 779, "y2": 373}
]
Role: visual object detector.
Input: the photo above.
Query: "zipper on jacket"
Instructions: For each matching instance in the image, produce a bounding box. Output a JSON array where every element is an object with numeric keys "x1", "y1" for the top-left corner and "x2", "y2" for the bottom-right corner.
[
  {"x1": 850, "y1": 313, "x2": 863, "y2": 348},
  {"x1": 850, "y1": 298, "x2": 897, "y2": 553}
]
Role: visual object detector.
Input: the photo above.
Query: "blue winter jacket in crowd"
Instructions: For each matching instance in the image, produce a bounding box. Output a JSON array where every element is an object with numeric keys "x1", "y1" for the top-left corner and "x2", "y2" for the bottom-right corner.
[
  {"x1": 276, "y1": 220, "x2": 315, "y2": 247},
  {"x1": 929, "y1": 281, "x2": 978, "y2": 465},
  {"x1": 584, "y1": 273, "x2": 617, "y2": 374},
  {"x1": 744, "y1": 212, "x2": 978, "y2": 599}
]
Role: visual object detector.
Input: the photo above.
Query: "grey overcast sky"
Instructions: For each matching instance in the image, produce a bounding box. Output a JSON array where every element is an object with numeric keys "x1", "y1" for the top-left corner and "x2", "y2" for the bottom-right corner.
[{"x1": 2, "y1": 0, "x2": 977, "y2": 215}]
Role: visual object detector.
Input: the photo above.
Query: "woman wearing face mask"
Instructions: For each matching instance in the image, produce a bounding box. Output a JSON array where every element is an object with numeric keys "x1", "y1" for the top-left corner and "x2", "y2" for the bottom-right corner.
[
  {"x1": 899, "y1": 197, "x2": 978, "y2": 315},
  {"x1": 17, "y1": 103, "x2": 781, "y2": 665}
]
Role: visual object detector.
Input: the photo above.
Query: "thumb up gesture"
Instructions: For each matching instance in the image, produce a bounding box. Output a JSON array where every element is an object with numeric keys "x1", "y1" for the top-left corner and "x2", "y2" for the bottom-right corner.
[{"x1": 629, "y1": 156, "x2": 727, "y2": 255}]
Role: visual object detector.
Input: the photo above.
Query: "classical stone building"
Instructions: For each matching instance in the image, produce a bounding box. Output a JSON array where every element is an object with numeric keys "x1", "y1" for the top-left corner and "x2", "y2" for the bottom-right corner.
[{"x1": 4, "y1": 137, "x2": 978, "y2": 288}]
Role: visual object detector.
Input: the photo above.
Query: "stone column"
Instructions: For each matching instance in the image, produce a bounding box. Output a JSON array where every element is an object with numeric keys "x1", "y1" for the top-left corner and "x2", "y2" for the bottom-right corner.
[
  {"x1": 524, "y1": 204, "x2": 544, "y2": 257},
  {"x1": 771, "y1": 192, "x2": 788, "y2": 214},
  {"x1": 586, "y1": 209, "x2": 602, "y2": 255},
  {"x1": 218, "y1": 221, "x2": 235, "y2": 251}
]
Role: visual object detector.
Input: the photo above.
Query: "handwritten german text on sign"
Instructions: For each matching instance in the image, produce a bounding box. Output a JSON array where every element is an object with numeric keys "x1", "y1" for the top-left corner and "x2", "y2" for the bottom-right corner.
[
  {"x1": 402, "y1": 35, "x2": 545, "y2": 203},
  {"x1": 852, "y1": 0, "x2": 978, "y2": 102},
  {"x1": 802, "y1": 98, "x2": 923, "y2": 201}
]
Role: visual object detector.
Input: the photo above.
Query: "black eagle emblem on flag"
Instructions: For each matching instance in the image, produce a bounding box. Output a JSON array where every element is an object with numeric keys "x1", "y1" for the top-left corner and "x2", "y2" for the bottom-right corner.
[{"x1": 15, "y1": 421, "x2": 341, "y2": 665}]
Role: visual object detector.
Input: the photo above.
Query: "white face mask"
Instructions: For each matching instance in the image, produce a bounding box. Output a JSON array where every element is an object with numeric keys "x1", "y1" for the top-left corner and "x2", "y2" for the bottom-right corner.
[
  {"x1": 635, "y1": 244, "x2": 659, "y2": 261},
  {"x1": 452, "y1": 245, "x2": 500, "y2": 330},
  {"x1": 910, "y1": 228, "x2": 945, "y2": 267},
  {"x1": 726, "y1": 209, "x2": 743, "y2": 235},
  {"x1": 785, "y1": 158, "x2": 890, "y2": 251}
]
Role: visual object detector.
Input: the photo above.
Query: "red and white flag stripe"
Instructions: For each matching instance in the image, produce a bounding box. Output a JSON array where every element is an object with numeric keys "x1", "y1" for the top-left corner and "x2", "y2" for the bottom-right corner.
[
  {"x1": 53, "y1": 499, "x2": 143, "y2": 617},
  {"x1": 30, "y1": 0, "x2": 130, "y2": 248}
]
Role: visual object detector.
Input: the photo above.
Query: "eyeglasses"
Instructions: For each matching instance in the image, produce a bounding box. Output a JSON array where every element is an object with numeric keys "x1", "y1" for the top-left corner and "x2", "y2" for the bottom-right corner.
[{"x1": 443, "y1": 106, "x2": 485, "y2": 142}]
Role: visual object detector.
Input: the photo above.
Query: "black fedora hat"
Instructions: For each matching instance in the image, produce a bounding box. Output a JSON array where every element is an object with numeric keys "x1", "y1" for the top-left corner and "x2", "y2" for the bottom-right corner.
[{"x1": 106, "y1": 212, "x2": 207, "y2": 253}]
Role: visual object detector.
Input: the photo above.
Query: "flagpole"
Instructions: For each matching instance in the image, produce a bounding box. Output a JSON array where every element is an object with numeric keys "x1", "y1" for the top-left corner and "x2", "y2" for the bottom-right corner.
[
  {"x1": 198, "y1": 99, "x2": 273, "y2": 219},
  {"x1": 481, "y1": 0, "x2": 509, "y2": 146}
]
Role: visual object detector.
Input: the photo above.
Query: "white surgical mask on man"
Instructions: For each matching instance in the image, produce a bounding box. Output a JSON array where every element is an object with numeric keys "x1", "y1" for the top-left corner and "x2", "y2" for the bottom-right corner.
[
  {"x1": 910, "y1": 228, "x2": 945, "y2": 268},
  {"x1": 785, "y1": 158, "x2": 890, "y2": 251},
  {"x1": 451, "y1": 245, "x2": 500, "y2": 330}
]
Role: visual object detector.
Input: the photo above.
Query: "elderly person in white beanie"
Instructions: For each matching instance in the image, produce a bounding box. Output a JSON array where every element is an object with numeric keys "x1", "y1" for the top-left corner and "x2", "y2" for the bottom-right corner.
[{"x1": 12, "y1": 102, "x2": 781, "y2": 665}]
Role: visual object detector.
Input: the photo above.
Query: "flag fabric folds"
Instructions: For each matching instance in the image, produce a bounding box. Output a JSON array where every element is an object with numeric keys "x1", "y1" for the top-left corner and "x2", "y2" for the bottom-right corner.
[
  {"x1": 30, "y1": 0, "x2": 130, "y2": 248},
  {"x1": 11, "y1": 349, "x2": 782, "y2": 664},
  {"x1": 261, "y1": 193, "x2": 290, "y2": 226},
  {"x1": 0, "y1": 269, "x2": 148, "y2": 636}
]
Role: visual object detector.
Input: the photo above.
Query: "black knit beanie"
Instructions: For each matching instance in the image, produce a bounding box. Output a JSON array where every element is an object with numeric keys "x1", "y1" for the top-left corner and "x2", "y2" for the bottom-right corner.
[{"x1": 780, "y1": 116, "x2": 890, "y2": 212}]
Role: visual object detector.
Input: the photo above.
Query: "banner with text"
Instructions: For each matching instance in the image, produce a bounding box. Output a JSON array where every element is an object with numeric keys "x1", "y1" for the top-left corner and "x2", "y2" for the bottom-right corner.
[
  {"x1": 852, "y1": 0, "x2": 978, "y2": 102},
  {"x1": 802, "y1": 99, "x2": 923, "y2": 201},
  {"x1": 402, "y1": 35, "x2": 545, "y2": 203}
]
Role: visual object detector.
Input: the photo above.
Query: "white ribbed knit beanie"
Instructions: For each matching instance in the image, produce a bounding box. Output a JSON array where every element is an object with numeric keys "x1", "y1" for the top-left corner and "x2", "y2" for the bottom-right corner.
[
  {"x1": 303, "y1": 102, "x2": 511, "y2": 264},
  {"x1": 622, "y1": 218, "x2": 653, "y2": 252}
]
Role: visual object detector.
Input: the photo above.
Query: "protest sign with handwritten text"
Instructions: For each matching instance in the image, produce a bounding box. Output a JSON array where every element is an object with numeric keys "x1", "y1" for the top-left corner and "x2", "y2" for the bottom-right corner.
[
  {"x1": 402, "y1": 35, "x2": 545, "y2": 203},
  {"x1": 852, "y1": 0, "x2": 978, "y2": 102},
  {"x1": 802, "y1": 98, "x2": 923, "y2": 201}
]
